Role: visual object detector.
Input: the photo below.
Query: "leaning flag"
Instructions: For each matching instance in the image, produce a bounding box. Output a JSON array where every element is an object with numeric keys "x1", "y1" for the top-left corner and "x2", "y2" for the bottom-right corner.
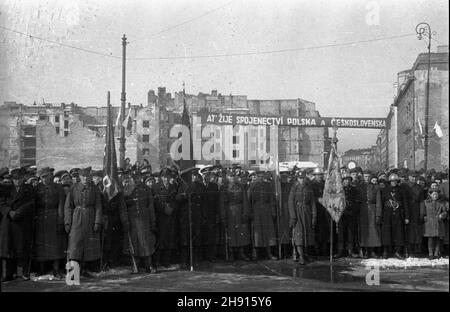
[
  {"x1": 115, "y1": 109, "x2": 121, "y2": 127},
  {"x1": 416, "y1": 118, "x2": 424, "y2": 149},
  {"x1": 103, "y1": 92, "x2": 120, "y2": 201},
  {"x1": 178, "y1": 86, "x2": 195, "y2": 171},
  {"x1": 434, "y1": 121, "x2": 443, "y2": 138},
  {"x1": 122, "y1": 107, "x2": 132, "y2": 131},
  {"x1": 321, "y1": 144, "x2": 346, "y2": 224}
]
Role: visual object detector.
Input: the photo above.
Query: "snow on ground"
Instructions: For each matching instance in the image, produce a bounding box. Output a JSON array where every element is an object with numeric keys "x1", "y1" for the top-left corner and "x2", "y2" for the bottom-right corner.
[{"x1": 361, "y1": 257, "x2": 449, "y2": 269}]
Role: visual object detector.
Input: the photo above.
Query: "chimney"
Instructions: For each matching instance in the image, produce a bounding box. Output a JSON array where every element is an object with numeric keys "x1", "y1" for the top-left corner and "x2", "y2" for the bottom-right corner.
[
  {"x1": 211, "y1": 89, "x2": 218, "y2": 97},
  {"x1": 437, "y1": 45, "x2": 449, "y2": 53},
  {"x1": 148, "y1": 90, "x2": 157, "y2": 104}
]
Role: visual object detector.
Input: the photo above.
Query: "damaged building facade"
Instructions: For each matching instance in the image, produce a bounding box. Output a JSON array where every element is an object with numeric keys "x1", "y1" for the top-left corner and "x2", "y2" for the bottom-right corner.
[{"x1": 0, "y1": 87, "x2": 329, "y2": 171}]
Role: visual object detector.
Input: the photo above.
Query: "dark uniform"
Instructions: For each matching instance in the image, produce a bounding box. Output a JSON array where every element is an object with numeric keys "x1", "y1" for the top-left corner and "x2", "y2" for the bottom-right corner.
[
  {"x1": 202, "y1": 179, "x2": 221, "y2": 261},
  {"x1": 0, "y1": 175, "x2": 35, "y2": 279},
  {"x1": 380, "y1": 180, "x2": 409, "y2": 258},
  {"x1": 102, "y1": 192, "x2": 126, "y2": 268},
  {"x1": 337, "y1": 181, "x2": 359, "y2": 256},
  {"x1": 154, "y1": 180, "x2": 178, "y2": 267},
  {"x1": 120, "y1": 183, "x2": 156, "y2": 272},
  {"x1": 279, "y1": 178, "x2": 293, "y2": 257},
  {"x1": 312, "y1": 179, "x2": 329, "y2": 255},
  {"x1": 247, "y1": 178, "x2": 277, "y2": 259},
  {"x1": 176, "y1": 177, "x2": 205, "y2": 266},
  {"x1": 34, "y1": 180, "x2": 67, "y2": 263},
  {"x1": 219, "y1": 177, "x2": 251, "y2": 261}
]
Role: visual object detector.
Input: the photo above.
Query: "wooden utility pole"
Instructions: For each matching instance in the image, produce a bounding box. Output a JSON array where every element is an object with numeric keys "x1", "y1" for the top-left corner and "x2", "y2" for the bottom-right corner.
[{"x1": 119, "y1": 34, "x2": 127, "y2": 168}]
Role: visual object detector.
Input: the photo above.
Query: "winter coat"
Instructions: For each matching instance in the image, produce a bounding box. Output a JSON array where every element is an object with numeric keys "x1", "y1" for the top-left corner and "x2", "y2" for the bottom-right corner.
[
  {"x1": 202, "y1": 182, "x2": 221, "y2": 246},
  {"x1": 288, "y1": 180, "x2": 317, "y2": 247},
  {"x1": 176, "y1": 181, "x2": 204, "y2": 248},
  {"x1": 121, "y1": 185, "x2": 156, "y2": 257},
  {"x1": 34, "y1": 182, "x2": 67, "y2": 261},
  {"x1": 64, "y1": 182, "x2": 103, "y2": 261},
  {"x1": 219, "y1": 182, "x2": 251, "y2": 248},
  {"x1": 420, "y1": 199, "x2": 448, "y2": 238},
  {"x1": 154, "y1": 182, "x2": 178, "y2": 250},
  {"x1": 359, "y1": 183, "x2": 382, "y2": 247},
  {"x1": 279, "y1": 181, "x2": 293, "y2": 245},
  {"x1": 380, "y1": 185, "x2": 409, "y2": 247},
  {"x1": 407, "y1": 184, "x2": 426, "y2": 245},
  {"x1": 0, "y1": 184, "x2": 34, "y2": 260},
  {"x1": 247, "y1": 181, "x2": 276, "y2": 247}
]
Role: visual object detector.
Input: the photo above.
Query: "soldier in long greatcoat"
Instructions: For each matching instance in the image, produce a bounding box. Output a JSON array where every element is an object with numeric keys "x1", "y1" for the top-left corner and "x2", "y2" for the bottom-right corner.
[
  {"x1": 64, "y1": 167, "x2": 103, "y2": 275},
  {"x1": 220, "y1": 171, "x2": 251, "y2": 261},
  {"x1": 176, "y1": 170, "x2": 205, "y2": 268},
  {"x1": 120, "y1": 173, "x2": 157, "y2": 273},
  {"x1": 336, "y1": 175, "x2": 359, "y2": 258},
  {"x1": 359, "y1": 174, "x2": 382, "y2": 258},
  {"x1": 202, "y1": 172, "x2": 221, "y2": 262},
  {"x1": 279, "y1": 173, "x2": 293, "y2": 258},
  {"x1": 0, "y1": 168, "x2": 35, "y2": 280},
  {"x1": 34, "y1": 167, "x2": 66, "y2": 277},
  {"x1": 247, "y1": 172, "x2": 277, "y2": 260},
  {"x1": 380, "y1": 173, "x2": 410, "y2": 259},
  {"x1": 154, "y1": 170, "x2": 178, "y2": 268},
  {"x1": 0, "y1": 170, "x2": 15, "y2": 281},
  {"x1": 288, "y1": 170, "x2": 317, "y2": 265},
  {"x1": 407, "y1": 176, "x2": 427, "y2": 256}
]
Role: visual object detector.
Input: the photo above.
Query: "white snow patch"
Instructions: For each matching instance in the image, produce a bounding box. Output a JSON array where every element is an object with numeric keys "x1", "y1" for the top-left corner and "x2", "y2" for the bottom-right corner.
[{"x1": 361, "y1": 257, "x2": 449, "y2": 268}]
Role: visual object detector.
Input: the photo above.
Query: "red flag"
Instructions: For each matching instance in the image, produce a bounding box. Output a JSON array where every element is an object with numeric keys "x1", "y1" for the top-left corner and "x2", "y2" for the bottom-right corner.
[{"x1": 103, "y1": 92, "x2": 120, "y2": 201}]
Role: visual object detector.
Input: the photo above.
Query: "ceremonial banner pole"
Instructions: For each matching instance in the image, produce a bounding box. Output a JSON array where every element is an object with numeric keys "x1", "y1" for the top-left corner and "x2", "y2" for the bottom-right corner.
[{"x1": 329, "y1": 126, "x2": 338, "y2": 264}]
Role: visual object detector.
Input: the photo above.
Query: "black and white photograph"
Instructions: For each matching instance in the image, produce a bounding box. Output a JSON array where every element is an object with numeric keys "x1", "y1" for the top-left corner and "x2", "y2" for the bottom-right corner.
[{"x1": 0, "y1": 0, "x2": 448, "y2": 295}]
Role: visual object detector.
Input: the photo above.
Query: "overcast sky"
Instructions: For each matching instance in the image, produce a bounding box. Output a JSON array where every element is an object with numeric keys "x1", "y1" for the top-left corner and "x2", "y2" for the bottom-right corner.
[{"x1": 0, "y1": 0, "x2": 448, "y2": 151}]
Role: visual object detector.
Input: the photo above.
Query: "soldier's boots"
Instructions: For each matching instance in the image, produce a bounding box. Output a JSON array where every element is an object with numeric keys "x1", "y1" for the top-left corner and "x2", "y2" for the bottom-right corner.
[
  {"x1": 369, "y1": 250, "x2": 378, "y2": 259},
  {"x1": 297, "y1": 247, "x2": 306, "y2": 265},
  {"x1": 393, "y1": 247, "x2": 404, "y2": 260},
  {"x1": 238, "y1": 248, "x2": 250, "y2": 261}
]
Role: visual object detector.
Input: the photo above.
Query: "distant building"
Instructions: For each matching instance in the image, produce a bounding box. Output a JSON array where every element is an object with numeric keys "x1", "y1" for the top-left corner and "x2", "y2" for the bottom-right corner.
[
  {"x1": 359, "y1": 45, "x2": 449, "y2": 171},
  {"x1": 341, "y1": 148, "x2": 373, "y2": 170},
  {"x1": 0, "y1": 88, "x2": 329, "y2": 171}
]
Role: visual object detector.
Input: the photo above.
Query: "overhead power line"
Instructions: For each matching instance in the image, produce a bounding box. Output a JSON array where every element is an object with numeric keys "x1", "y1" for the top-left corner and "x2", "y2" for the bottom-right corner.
[
  {"x1": 127, "y1": 33, "x2": 417, "y2": 60},
  {"x1": 0, "y1": 25, "x2": 121, "y2": 59},
  {"x1": 128, "y1": 0, "x2": 234, "y2": 43}
]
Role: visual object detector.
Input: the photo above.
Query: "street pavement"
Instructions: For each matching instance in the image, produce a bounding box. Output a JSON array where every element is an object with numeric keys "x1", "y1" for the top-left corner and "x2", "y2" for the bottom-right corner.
[{"x1": 1, "y1": 257, "x2": 448, "y2": 292}]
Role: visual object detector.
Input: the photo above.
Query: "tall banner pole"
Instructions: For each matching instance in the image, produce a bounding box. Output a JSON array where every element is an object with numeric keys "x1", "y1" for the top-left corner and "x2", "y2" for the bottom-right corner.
[{"x1": 329, "y1": 126, "x2": 338, "y2": 264}]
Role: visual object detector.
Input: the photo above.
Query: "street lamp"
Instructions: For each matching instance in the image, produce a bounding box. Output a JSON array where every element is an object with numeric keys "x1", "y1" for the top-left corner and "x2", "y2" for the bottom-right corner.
[{"x1": 415, "y1": 22, "x2": 434, "y2": 171}]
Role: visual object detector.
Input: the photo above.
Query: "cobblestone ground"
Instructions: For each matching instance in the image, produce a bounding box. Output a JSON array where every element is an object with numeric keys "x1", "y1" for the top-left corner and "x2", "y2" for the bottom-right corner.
[{"x1": 1, "y1": 258, "x2": 448, "y2": 292}]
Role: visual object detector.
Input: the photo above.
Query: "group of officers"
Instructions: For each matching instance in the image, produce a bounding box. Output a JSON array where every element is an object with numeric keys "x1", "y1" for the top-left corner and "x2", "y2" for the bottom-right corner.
[{"x1": 0, "y1": 163, "x2": 448, "y2": 282}]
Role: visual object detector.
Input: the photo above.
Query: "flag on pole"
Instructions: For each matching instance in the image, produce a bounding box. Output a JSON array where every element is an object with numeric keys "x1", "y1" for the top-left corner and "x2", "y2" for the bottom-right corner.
[
  {"x1": 416, "y1": 118, "x2": 425, "y2": 149},
  {"x1": 103, "y1": 92, "x2": 120, "y2": 201},
  {"x1": 321, "y1": 141, "x2": 346, "y2": 223},
  {"x1": 434, "y1": 121, "x2": 443, "y2": 138},
  {"x1": 178, "y1": 84, "x2": 195, "y2": 171},
  {"x1": 115, "y1": 109, "x2": 121, "y2": 127},
  {"x1": 122, "y1": 107, "x2": 132, "y2": 131}
]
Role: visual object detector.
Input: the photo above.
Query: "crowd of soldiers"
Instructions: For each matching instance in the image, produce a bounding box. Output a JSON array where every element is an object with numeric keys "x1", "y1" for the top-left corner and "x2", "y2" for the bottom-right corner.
[{"x1": 0, "y1": 163, "x2": 448, "y2": 282}]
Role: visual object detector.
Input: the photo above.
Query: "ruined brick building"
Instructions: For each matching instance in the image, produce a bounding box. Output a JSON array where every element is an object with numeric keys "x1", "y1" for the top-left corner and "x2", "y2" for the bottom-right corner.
[{"x1": 0, "y1": 88, "x2": 329, "y2": 172}]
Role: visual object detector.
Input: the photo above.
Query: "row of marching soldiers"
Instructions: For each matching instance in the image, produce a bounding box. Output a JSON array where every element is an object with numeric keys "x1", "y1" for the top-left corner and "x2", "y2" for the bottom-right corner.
[{"x1": 1, "y1": 164, "x2": 449, "y2": 281}]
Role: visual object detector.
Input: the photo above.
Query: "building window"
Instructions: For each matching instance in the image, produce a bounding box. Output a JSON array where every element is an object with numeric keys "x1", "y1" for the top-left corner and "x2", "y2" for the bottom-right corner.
[
  {"x1": 64, "y1": 131, "x2": 69, "y2": 137},
  {"x1": 39, "y1": 115, "x2": 46, "y2": 121},
  {"x1": 55, "y1": 115, "x2": 60, "y2": 123},
  {"x1": 142, "y1": 148, "x2": 149, "y2": 156},
  {"x1": 64, "y1": 120, "x2": 69, "y2": 129},
  {"x1": 142, "y1": 120, "x2": 149, "y2": 128},
  {"x1": 64, "y1": 111, "x2": 69, "y2": 118},
  {"x1": 142, "y1": 134, "x2": 150, "y2": 142},
  {"x1": 56, "y1": 127, "x2": 60, "y2": 134},
  {"x1": 250, "y1": 160, "x2": 256, "y2": 165},
  {"x1": 233, "y1": 150, "x2": 238, "y2": 158},
  {"x1": 233, "y1": 136, "x2": 237, "y2": 144}
]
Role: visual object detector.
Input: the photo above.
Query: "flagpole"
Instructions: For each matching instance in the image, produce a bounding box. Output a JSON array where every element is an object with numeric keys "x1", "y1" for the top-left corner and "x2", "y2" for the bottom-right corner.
[{"x1": 330, "y1": 126, "x2": 338, "y2": 264}]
